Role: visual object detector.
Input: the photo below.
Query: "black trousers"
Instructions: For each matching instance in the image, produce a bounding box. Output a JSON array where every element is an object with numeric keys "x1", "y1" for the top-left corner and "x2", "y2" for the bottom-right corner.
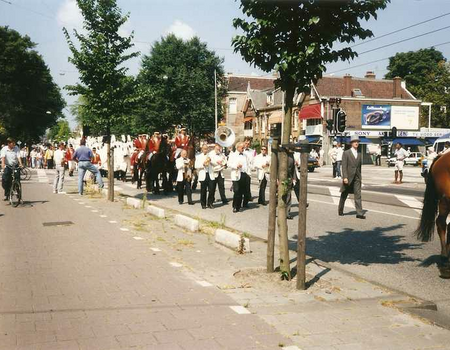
[
  {"x1": 338, "y1": 179, "x2": 363, "y2": 216},
  {"x1": 177, "y1": 180, "x2": 193, "y2": 204},
  {"x1": 258, "y1": 176, "x2": 267, "y2": 204},
  {"x1": 200, "y1": 174, "x2": 215, "y2": 207},
  {"x1": 2, "y1": 166, "x2": 13, "y2": 196},
  {"x1": 245, "y1": 173, "x2": 252, "y2": 202},
  {"x1": 47, "y1": 159, "x2": 54, "y2": 169},
  {"x1": 212, "y1": 173, "x2": 227, "y2": 203},
  {"x1": 233, "y1": 173, "x2": 249, "y2": 210}
]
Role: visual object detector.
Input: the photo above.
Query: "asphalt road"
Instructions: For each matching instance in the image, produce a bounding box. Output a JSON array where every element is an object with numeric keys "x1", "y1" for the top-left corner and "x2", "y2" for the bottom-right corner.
[{"x1": 9, "y1": 165, "x2": 450, "y2": 326}]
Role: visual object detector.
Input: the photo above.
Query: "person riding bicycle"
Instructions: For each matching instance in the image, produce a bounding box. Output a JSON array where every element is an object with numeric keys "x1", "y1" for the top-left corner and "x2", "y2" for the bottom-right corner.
[{"x1": 1, "y1": 138, "x2": 23, "y2": 201}]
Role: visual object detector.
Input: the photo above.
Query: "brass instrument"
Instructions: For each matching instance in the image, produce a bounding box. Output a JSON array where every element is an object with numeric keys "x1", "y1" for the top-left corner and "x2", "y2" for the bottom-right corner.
[
  {"x1": 215, "y1": 126, "x2": 235, "y2": 148},
  {"x1": 204, "y1": 156, "x2": 211, "y2": 166},
  {"x1": 213, "y1": 153, "x2": 227, "y2": 173},
  {"x1": 183, "y1": 159, "x2": 192, "y2": 182}
]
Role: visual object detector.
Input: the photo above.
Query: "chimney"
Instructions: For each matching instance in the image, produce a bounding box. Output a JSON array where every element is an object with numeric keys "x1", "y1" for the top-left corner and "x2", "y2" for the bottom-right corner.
[
  {"x1": 393, "y1": 76, "x2": 402, "y2": 99},
  {"x1": 344, "y1": 74, "x2": 352, "y2": 97},
  {"x1": 365, "y1": 71, "x2": 376, "y2": 79}
]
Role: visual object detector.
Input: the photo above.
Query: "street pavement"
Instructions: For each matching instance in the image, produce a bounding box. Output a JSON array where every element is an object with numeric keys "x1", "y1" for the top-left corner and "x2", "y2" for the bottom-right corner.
[{"x1": 1, "y1": 166, "x2": 450, "y2": 349}]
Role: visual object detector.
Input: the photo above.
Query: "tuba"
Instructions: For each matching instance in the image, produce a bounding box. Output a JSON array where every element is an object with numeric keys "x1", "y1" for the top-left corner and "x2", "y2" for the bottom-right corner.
[{"x1": 215, "y1": 126, "x2": 235, "y2": 148}]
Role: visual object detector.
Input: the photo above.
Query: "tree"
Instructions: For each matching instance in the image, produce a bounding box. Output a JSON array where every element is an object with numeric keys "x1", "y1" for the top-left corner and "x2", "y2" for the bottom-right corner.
[
  {"x1": 63, "y1": 0, "x2": 139, "y2": 201},
  {"x1": 47, "y1": 119, "x2": 72, "y2": 143},
  {"x1": 233, "y1": 0, "x2": 389, "y2": 281},
  {"x1": 137, "y1": 35, "x2": 226, "y2": 135},
  {"x1": 385, "y1": 48, "x2": 450, "y2": 128},
  {"x1": 0, "y1": 26, "x2": 65, "y2": 143}
]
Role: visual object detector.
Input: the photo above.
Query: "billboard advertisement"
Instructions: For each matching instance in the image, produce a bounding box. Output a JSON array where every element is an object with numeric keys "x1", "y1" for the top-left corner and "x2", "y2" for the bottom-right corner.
[
  {"x1": 391, "y1": 106, "x2": 419, "y2": 130},
  {"x1": 361, "y1": 105, "x2": 391, "y2": 129}
]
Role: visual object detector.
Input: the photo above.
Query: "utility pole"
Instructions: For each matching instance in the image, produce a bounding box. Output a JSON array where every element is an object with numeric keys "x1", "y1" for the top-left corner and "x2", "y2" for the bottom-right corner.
[{"x1": 214, "y1": 69, "x2": 218, "y2": 130}]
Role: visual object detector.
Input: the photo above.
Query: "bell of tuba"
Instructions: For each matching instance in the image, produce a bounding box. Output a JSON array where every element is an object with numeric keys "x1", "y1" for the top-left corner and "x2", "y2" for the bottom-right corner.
[{"x1": 215, "y1": 126, "x2": 235, "y2": 148}]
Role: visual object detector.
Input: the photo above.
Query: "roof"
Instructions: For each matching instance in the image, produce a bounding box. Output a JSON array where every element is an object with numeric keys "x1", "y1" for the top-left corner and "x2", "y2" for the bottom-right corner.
[
  {"x1": 248, "y1": 89, "x2": 267, "y2": 110},
  {"x1": 315, "y1": 76, "x2": 416, "y2": 100},
  {"x1": 227, "y1": 75, "x2": 276, "y2": 92}
]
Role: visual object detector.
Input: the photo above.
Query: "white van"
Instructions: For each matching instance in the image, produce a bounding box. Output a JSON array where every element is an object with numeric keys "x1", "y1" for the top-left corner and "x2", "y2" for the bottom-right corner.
[{"x1": 433, "y1": 134, "x2": 450, "y2": 154}]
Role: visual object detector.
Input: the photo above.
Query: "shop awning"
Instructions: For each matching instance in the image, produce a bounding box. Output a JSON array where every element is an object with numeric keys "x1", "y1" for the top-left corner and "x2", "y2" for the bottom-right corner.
[
  {"x1": 299, "y1": 103, "x2": 322, "y2": 120},
  {"x1": 358, "y1": 137, "x2": 378, "y2": 144},
  {"x1": 268, "y1": 111, "x2": 282, "y2": 124},
  {"x1": 392, "y1": 138, "x2": 425, "y2": 146},
  {"x1": 243, "y1": 116, "x2": 254, "y2": 122},
  {"x1": 424, "y1": 137, "x2": 437, "y2": 145}
]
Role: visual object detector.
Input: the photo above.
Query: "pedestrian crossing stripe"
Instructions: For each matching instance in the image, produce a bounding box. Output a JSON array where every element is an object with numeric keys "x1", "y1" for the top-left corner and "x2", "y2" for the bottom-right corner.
[{"x1": 229, "y1": 305, "x2": 251, "y2": 314}]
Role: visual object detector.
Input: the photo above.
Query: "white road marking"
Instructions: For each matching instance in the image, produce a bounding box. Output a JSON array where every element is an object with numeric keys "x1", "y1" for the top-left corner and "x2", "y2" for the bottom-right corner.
[
  {"x1": 120, "y1": 228, "x2": 129, "y2": 232},
  {"x1": 133, "y1": 236, "x2": 143, "y2": 240},
  {"x1": 109, "y1": 220, "x2": 117, "y2": 224},
  {"x1": 78, "y1": 202, "x2": 85, "y2": 205},
  {"x1": 91, "y1": 210, "x2": 99, "y2": 213},
  {"x1": 150, "y1": 248, "x2": 161, "y2": 252},
  {"x1": 308, "y1": 198, "x2": 420, "y2": 220},
  {"x1": 229, "y1": 306, "x2": 251, "y2": 315},
  {"x1": 395, "y1": 195, "x2": 423, "y2": 210},
  {"x1": 169, "y1": 262, "x2": 183, "y2": 268},
  {"x1": 85, "y1": 206, "x2": 92, "y2": 208},
  {"x1": 196, "y1": 281, "x2": 212, "y2": 287},
  {"x1": 282, "y1": 346, "x2": 301, "y2": 350},
  {"x1": 328, "y1": 186, "x2": 354, "y2": 208},
  {"x1": 100, "y1": 215, "x2": 107, "y2": 218}
]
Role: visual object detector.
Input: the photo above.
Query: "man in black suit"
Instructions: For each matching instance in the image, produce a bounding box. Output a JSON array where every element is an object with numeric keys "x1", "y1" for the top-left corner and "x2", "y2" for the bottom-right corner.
[{"x1": 338, "y1": 136, "x2": 365, "y2": 219}]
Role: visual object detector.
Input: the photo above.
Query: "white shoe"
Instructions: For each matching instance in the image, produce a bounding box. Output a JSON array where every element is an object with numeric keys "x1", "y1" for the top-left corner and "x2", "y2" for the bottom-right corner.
[{"x1": 53, "y1": 190, "x2": 57, "y2": 194}]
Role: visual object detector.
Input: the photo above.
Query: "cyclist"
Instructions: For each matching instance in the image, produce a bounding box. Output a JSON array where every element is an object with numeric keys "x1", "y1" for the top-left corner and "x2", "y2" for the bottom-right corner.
[{"x1": 1, "y1": 138, "x2": 23, "y2": 201}]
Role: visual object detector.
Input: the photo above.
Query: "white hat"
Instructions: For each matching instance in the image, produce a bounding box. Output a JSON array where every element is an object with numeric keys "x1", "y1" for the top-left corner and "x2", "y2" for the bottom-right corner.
[
  {"x1": 350, "y1": 136, "x2": 360, "y2": 143},
  {"x1": 332, "y1": 141, "x2": 338, "y2": 146}
]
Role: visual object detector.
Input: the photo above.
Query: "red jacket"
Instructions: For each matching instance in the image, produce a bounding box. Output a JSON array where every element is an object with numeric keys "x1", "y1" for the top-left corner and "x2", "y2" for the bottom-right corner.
[{"x1": 175, "y1": 134, "x2": 190, "y2": 150}]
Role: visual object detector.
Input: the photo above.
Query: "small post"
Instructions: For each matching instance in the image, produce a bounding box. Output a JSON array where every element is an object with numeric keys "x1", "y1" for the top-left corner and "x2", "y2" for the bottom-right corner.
[
  {"x1": 297, "y1": 139, "x2": 309, "y2": 290},
  {"x1": 267, "y1": 124, "x2": 280, "y2": 273}
]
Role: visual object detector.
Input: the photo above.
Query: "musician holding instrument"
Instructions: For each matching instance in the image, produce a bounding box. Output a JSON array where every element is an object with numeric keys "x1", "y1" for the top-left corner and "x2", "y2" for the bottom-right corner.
[
  {"x1": 243, "y1": 138, "x2": 255, "y2": 203},
  {"x1": 195, "y1": 145, "x2": 214, "y2": 209},
  {"x1": 175, "y1": 149, "x2": 194, "y2": 205},
  {"x1": 254, "y1": 145, "x2": 270, "y2": 205},
  {"x1": 229, "y1": 142, "x2": 249, "y2": 213},
  {"x1": 209, "y1": 144, "x2": 228, "y2": 205}
]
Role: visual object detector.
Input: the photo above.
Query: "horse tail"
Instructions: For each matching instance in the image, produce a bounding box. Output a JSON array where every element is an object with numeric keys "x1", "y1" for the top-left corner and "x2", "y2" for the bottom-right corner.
[{"x1": 415, "y1": 160, "x2": 440, "y2": 242}]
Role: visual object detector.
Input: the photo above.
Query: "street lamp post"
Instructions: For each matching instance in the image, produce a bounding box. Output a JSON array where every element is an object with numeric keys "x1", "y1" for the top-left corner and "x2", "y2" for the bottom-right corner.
[
  {"x1": 214, "y1": 69, "x2": 218, "y2": 130},
  {"x1": 421, "y1": 102, "x2": 433, "y2": 131}
]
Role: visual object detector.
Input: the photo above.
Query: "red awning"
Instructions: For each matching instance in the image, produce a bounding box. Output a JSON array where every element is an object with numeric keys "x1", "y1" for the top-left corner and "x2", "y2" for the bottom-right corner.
[
  {"x1": 244, "y1": 116, "x2": 254, "y2": 122},
  {"x1": 299, "y1": 103, "x2": 322, "y2": 120}
]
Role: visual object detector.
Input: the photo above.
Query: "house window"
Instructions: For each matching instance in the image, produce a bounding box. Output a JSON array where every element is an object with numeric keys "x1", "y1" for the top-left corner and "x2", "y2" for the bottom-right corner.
[
  {"x1": 244, "y1": 121, "x2": 253, "y2": 130},
  {"x1": 306, "y1": 118, "x2": 322, "y2": 126},
  {"x1": 229, "y1": 98, "x2": 237, "y2": 114},
  {"x1": 267, "y1": 93, "x2": 274, "y2": 106}
]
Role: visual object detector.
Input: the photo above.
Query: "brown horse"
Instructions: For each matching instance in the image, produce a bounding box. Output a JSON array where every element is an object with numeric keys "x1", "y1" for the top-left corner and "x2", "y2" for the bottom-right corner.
[{"x1": 415, "y1": 152, "x2": 450, "y2": 276}]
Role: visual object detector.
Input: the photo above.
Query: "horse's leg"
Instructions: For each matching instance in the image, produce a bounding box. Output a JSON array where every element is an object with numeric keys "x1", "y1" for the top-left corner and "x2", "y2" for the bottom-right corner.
[{"x1": 437, "y1": 199, "x2": 450, "y2": 261}]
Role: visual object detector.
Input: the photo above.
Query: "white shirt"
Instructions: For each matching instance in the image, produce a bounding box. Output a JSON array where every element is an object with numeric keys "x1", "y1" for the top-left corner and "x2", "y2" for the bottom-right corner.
[
  {"x1": 395, "y1": 148, "x2": 408, "y2": 161},
  {"x1": 54, "y1": 149, "x2": 66, "y2": 167},
  {"x1": 1, "y1": 146, "x2": 20, "y2": 167},
  {"x1": 229, "y1": 151, "x2": 248, "y2": 181},
  {"x1": 351, "y1": 148, "x2": 358, "y2": 159},
  {"x1": 336, "y1": 148, "x2": 344, "y2": 162}
]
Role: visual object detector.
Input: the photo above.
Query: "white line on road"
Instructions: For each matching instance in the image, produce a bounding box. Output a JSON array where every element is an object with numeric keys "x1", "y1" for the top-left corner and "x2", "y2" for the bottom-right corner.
[
  {"x1": 169, "y1": 262, "x2": 183, "y2": 268},
  {"x1": 150, "y1": 248, "x2": 161, "y2": 252},
  {"x1": 85, "y1": 206, "x2": 92, "y2": 208},
  {"x1": 91, "y1": 210, "x2": 99, "y2": 213},
  {"x1": 328, "y1": 186, "x2": 354, "y2": 208},
  {"x1": 100, "y1": 215, "x2": 107, "y2": 218},
  {"x1": 196, "y1": 281, "x2": 212, "y2": 287},
  {"x1": 133, "y1": 236, "x2": 143, "y2": 240},
  {"x1": 395, "y1": 195, "x2": 423, "y2": 210},
  {"x1": 78, "y1": 202, "x2": 85, "y2": 205},
  {"x1": 120, "y1": 228, "x2": 129, "y2": 232},
  {"x1": 282, "y1": 346, "x2": 301, "y2": 350},
  {"x1": 229, "y1": 306, "x2": 251, "y2": 314},
  {"x1": 109, "y1": 220, "x2": 117, "y2": 224}
]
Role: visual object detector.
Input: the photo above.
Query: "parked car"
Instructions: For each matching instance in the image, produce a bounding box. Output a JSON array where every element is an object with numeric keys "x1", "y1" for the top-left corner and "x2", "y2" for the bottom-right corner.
[
  {"x1": 308, "y1": 156, "x2": 319, "y2": 172},
  {"x1": 404, "y1": 152, "x2": 423, "y2": 166}
]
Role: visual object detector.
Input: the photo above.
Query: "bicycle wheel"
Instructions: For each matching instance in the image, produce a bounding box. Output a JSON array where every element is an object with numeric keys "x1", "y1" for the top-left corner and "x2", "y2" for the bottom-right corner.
[
  {"x1": 9, "y1": 182, "x2": 21, "y2": 207},
  {"x1": 20, "y1": 167, "x2": 31, "y2": 181}
]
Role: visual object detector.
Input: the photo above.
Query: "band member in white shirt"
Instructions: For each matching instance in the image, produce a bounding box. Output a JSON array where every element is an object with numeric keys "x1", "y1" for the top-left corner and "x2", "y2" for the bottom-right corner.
[
  {"x1": 243, "y1": 138, "x2": 255, "y2": 204},
  {"x1": 209, "y1": 144, "x2": 228, "y2": 205},
  {"x1": 175, "y1": 150, "x2": 194, "y2": 205},
  {"x1": 229, "y1": 142, "x2": 249, "y2": 213},
  {"x1": 254, "y1": 145, "x2": 270, "y2": 205},
  {"x1": 195, "y1": 144, "x2": 214, "y2": 209}
]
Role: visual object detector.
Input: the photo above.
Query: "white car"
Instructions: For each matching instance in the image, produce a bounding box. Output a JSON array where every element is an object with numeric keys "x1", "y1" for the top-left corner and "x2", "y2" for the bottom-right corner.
[{"x1": 404, "y1": 152, "x2": 423, "y2": 166}]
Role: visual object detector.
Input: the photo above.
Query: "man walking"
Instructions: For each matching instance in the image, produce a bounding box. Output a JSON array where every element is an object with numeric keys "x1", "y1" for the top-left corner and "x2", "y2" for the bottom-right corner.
[
  {"x1": 339, "y1": 136, "x2": 365, "y2": 219},
  {"x1": 73, "y1": 139, "x2": 103, "y2": 195},
  {"x1": 1, "y1": 138, "x2": 23, "y2": 201},
  {"x1": 209, "y1": 144, "x2": 228, "y2": 205},
  {"x1": 195, "y1": 144, "x2": 214, "y2": 209},
  {"x1": 254, "y1": 145, "x2": 270, "y2": 205},
  {"x1": 243, "y1": 138, "x2": 255, "y2": 203},
  {"x1": 53, "y1": 143, "x2": 66, "y2": 194},
  {"x1": 175, "y1": 149, "x2": 194, "y2": 205},
  {"x1": 335, "y1": 142, "x2": 344, "y2": 179},
  {"x1": 45, "y1": 145, "x2": 54, "y2": 169},
  {"x1": 328, "y1": 141, "x2": 338, "y2": 178},
  {"x1": 394, "y1": 143, "x2": 408, "y2": 184},
  {"x1": 229, "y1": 142, "x2": 249, "y2": 213}
]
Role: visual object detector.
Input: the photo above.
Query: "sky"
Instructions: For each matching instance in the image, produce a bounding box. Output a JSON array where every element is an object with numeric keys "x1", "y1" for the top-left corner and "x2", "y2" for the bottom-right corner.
[{"x1": 1, "y1": 0, "x2": 450, "y2": 128}]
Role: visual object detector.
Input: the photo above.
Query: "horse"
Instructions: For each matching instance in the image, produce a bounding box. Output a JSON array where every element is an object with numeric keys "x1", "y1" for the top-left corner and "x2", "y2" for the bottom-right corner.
[
  {"x1": 146, "y1": 135, "x2": 170, "y2": 194},
  {"x1": 415, "y1": 152, "x2": 450, "y2": 277}
]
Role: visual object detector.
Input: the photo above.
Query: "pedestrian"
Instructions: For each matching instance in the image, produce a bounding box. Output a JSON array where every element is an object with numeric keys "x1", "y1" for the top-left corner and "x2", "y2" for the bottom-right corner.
[
  {"x1": 335, "y1": 142, "x2": 343, "y2": 179},
  {"x1": 53, "y1": 142, "x2": 66, "y2": 194},
  {"x1": 439, "y1": 141, "x2": 450, "y2": 155},
  {"x1": 1, "y1": 138, "x2": 23, "y2": 201},
  {"x1": 36, "y1": 149, "x2": 43, "y2": 169},
  {"x1": 338, "y1": 136, "x2": 365, "y2": 219},
  {"x1": 66, "y1": 144, "x2": 75, "y2": 176},
  {"x1": 254, "y1": 145, "x2": 270, "y2": 205},
  {"x1": 394, "y1": 143, "x2": 408, "y2": 184},
  {"x1": 328, "y1": 141, "x2": 338, "y2": 178},
  {"x1": 229, "y1": 142, "x2": 249, "y2": 213},
  {"x1": 195, "y1": 144, "x2": 214, "y2": 209},
  {"x1": 45, "y1": 145, "x2": 54, "y2": 169},
  {"x1": 20, "y1": 147, "x2": 27, "y2": 167},
  {"x1": 91, "y1": 147, "x2": 102, "y2": 183},
  {"x1": 243, "y1": 138, "x2": 255, "y2": 203},
  {"x1": 209, "y1": 144, "x2": 228, "y2": 205},
  {"x1": 309, "y1": 147, "x2": 318, "y2": 161},
  {"x1": 318, "y1": 147, "x2": 325, "y2": 166},
  {"x1": 72, "y1": 138, "x2": 103, "y2": 195},
  {"x1": 30, "y1": 148, "x2": 37, "y2": 168},
  {"x1": 175, "y1": 149, "x2": 194, "y2": 205},
  {"x1": 375, "y1": 145, "x2": 382, "y2": 166}
]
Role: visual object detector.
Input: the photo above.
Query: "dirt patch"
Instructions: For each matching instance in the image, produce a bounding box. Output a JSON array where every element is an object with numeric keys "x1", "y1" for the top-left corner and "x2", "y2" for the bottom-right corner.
[{"x1": 233, "y1": 267, "x2": 332, "y2": 293}]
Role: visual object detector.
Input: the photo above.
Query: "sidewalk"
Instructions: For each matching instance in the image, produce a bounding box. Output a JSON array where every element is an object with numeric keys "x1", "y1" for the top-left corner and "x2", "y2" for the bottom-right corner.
[{"x1": 54, "y1": 171, "x2": 450, "y2": 349}]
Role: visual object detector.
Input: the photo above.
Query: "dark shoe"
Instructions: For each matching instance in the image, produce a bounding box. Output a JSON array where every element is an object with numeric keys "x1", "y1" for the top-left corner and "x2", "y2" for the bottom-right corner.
[
  {"x1": 202, "y1": 205, "x2": 207, "y2": 209},
  {"x1": 3, "y1": 196, "x2": 8, "y2": 201},
  {"x1": 233, "y1": 208, "x2": 239, "y2": 213},
  {"x1": 356, "y1": 215, "x2": 366, "y2": 219},
  {"x1": 287, "y1": 216, "x2": 294, "y2": 220},
  {"x1": 243, "y1": 204, "x2": 249, "y2": 208},
  {"x1": 222, "y1": 200, "x2": 229, "y2": 205},
  {"x1": 208, "y1": 204, "x2": 214, "y2": 209},
  {"x1": 188, "y1": 202, "x2": 194, "y2": 205},
  {"x1": 179, "y1": 201, "x2": 183, "y2": 205},
  {"x1": 338, "y1": 212, "x2": 344, "y2": 216}
]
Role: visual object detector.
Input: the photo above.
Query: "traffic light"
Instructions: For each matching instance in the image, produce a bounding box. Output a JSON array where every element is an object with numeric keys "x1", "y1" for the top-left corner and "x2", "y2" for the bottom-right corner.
[
  {"x1": 392, "y1": 126, "x2": 397, "y2": 139},
  {"x1": 336, "y1": 109, "x2": 347, "y2": 133},
  {"x1": 326, "y1": 119, "x2": 334, "y2": 132}
]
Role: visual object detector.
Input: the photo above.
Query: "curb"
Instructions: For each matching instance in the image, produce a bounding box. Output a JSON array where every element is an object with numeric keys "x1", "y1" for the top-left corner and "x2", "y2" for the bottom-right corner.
[
  {"x1": 146, "y1": 205, "x2": 165, "y2": 219},
  {"x1": 215, "y1": 229, "x2": 250, "y2": 254},
  {"x1": 174, "y1": 214, "x2": 199, "y2": 232}
]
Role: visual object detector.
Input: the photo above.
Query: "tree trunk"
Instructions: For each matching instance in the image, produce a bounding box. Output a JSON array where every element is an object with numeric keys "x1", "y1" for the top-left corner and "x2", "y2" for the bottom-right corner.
[
  {"x1": 276, "y1": 86, "x2": 295, "y2": 279},
  {"x1": 296, "y1": 149, "x2": 308, "y2": 290},
  {"x1": 267, "y1": 136, "x2": 279, "y2": 273}
]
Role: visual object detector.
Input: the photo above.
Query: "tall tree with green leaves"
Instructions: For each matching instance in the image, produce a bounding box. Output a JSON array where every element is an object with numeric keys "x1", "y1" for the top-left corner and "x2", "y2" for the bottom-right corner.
[
  {"x1": 63, "y1": 0, "x2": 139, "y2": 201},
  {"x1": 385, "y1": 48, "x2": 450, "y2": 128},
  {"x1": 233, "y1": 0, "x2": 389, "y2": 279},
  {"x1": 0, "y1": 26, "x2": 65, "y2": 143},
  {"x1": 137, "y1": 34, "x2": 226, "y2": 135},
  {"x1": 47, "y1": 119, "x2": 72, "y2": 143}
]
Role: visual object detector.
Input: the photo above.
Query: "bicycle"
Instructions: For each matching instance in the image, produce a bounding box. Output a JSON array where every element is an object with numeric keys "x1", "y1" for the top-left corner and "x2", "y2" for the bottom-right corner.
[
  {"x1": 8, "y1": 165, "x2": 22, "y2": 207},
  {"x1": 20, "y1": 166, "x2": 31, "y2": 181}
]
